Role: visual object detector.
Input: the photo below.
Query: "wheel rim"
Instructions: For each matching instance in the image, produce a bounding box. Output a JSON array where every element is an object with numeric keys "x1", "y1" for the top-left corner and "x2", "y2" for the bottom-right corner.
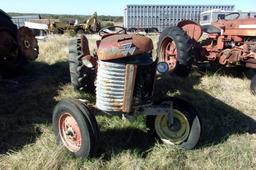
[
  {"x1": 155, "y1": 110, "x2": 190, "y2": 144},
  {"x1": 59, "y1": 112, "x2": 82, "y2": 152},
  {"x1": 160, "y1": 37, "x2": 177, "y2": 72}
]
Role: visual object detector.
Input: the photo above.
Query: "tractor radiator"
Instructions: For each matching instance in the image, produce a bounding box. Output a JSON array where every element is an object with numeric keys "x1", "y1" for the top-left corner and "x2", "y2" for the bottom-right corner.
[{"x1": 96, "y1": 61, "x2": 137, "y2": 113}]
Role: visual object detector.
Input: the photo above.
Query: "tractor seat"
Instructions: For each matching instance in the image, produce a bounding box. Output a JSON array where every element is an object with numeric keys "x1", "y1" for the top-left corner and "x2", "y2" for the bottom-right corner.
[
  {"x1": 201, "y1": 25, "x2": 221, "y2": 34},
  {"x1": 97, "y1": 34, "x2": 153, "y2": 61}
]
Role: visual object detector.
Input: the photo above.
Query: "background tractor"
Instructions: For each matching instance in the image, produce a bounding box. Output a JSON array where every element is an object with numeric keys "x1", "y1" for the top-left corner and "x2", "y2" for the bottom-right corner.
[
  {"x1": 157, "y1": 12, "x2": 256, "y2": 94},
  {"x1": 49, "y1": 21, "x2": 74, "y2": 34},
  {"x1": 49, "y1": 12, "x2": 101, "y2": 34},
  {"x1": 0, "y1": 9, "x2": 39, "y2": 77},
  {"x1": 52, "y1": 26, "x2": 202, "y2": 158},
  {"x1": 74, "y1": 12, "x2": 101, "y2": 34}
]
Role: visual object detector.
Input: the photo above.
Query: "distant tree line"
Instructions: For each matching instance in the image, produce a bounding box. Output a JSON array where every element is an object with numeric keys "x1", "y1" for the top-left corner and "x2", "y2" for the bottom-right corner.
[{"x1": 8, "y1": 12, "x2": 123, "y2": 23}]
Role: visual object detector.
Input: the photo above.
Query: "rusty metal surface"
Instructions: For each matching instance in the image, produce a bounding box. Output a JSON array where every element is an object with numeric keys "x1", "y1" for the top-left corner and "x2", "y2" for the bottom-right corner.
[
  {"x1": 80, "y1": 34, "x2": 90, "y2": 56},
  {"x1": 199, "y1": 18, "x2": 256, "y2": 66},
  {"x1": 177, "y1": 20, "x2": 203, "y2": 41},
  {"x1": 17, "y1": 26, "x2": 39, "y2": 61},
  {"x1": 96, "y1": 61, "x2": 126, "y2": 112},
  {"x1": 79, "y1": 34, "x2": 97, "y2": 67},
  {"x1": 122, "y1": 64, "x2": 137, "y2": 113},
  {"x1": 213, "y1": 18, "x2": 256, "y2": 36},
  {"x1": 246, "y1": 62, "x2": 256, "y2": 69},
  {"x1": 97, "y1": 34, "x2": 153, "y2": 61}
]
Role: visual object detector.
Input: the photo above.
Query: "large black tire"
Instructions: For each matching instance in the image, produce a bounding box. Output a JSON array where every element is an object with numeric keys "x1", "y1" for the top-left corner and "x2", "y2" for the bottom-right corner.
[
  {"x1": 0, "y1": 11, "x2": 25, "y2": 78},
  {"x1": 0, "y1": 10, "x2": 17, "y2": 35},
  {"x1": 157, "y1": 26, "x2": 192, "y2": 76},
  {"x1": 251, "y1": 75, "x2": 256, "y2": 95},
  {"x1": 69, "y1": 36, "x2": 96, "y2": 92},
  {"x1": 146, "y1": 97, "x2": 201, "y2": 149},
  {"x1": 53, "y1": 99, "x2": 99, "y2": 158}
]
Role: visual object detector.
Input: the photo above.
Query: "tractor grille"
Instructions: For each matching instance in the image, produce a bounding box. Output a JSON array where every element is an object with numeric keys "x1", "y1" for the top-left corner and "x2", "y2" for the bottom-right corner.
[{"x1": 96, "y1": 61, "x2": 126, "y2": 112}]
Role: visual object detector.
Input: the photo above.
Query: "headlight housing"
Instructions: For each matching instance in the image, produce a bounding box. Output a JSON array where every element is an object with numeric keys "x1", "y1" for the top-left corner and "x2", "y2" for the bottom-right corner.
[{"x1": 156, "y1": 62, "x2": 169, "y2": 74}]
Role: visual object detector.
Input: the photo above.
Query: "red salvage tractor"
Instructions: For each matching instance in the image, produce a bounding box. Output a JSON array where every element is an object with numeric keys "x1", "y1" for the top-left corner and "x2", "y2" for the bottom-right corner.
[
  {"x1": 52, "y1": 26, "x2": 202, "y2": 158},
  {"x1": 157, "y1": 13, "x2": 256, "y2": 94}
]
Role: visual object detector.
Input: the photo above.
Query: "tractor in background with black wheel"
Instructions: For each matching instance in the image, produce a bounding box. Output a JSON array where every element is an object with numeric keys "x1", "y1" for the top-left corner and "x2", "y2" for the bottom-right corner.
[
  {"x1": 52, "y1": 26, "x2": 202, "y2": 158},
  {"x1": 157, "y1": 16, "x2": 256, "y2": 94}
]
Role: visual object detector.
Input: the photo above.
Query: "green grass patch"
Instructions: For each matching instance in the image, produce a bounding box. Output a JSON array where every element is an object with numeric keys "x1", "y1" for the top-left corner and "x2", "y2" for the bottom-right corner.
[{"x1": 0, "y1": 35, "x2": 255, "y2": 170}]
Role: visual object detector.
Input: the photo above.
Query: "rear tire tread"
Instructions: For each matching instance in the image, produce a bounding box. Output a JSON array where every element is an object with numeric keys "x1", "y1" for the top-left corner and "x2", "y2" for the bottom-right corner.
[
  {"x1": 157, "y1": 26, "x2": 192, "y2": 76},
  {"x1": 69, "y1": 36, "x2": 95, "y2": 92}
]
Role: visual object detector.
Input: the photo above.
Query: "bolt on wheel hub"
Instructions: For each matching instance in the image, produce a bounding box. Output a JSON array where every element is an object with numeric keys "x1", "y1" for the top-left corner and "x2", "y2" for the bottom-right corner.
[
  {"x1": 59, "y1": 112, "x2": 82, "y2": 152},
  {"x1": 155, "y1": 110, "x2": 190, "y2": 144}
]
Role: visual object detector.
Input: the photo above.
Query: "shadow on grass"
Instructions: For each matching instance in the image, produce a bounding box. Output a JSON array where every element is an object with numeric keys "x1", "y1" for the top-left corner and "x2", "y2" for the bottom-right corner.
[
  {"x1": 155, "y1": 74, "x2": 256, "y2": 147},
  {"x1": 0, "y1": 60, "x2": 69, "y2": 154},
  {"x1": 0, "y1": 59, "x2": 255, "y2": 156},
  {"x1": 97, "y1": 127, "x2": 155, "y2": 159},
  {"x1": 197, "y1": 63, "x2": 256, "y2": 79}
]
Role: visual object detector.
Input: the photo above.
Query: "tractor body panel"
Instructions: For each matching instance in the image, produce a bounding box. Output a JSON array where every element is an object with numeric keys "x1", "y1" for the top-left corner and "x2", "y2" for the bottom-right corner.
[
  {"x1": 97, "y1": 34, "x2": 153, "y2": 61},
  {"x1": 213, "y1": 18, "x2": 256, "y2": 36}
]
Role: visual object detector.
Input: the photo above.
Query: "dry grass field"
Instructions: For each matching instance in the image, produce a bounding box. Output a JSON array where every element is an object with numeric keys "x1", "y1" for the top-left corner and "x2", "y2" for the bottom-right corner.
[{"x1": 0, "y1": 34, "x2": 255, "y2": 170}]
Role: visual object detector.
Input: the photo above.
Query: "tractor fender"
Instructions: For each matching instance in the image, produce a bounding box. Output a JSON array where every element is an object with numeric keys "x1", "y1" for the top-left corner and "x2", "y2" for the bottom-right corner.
[
  {"x1": 17, "y1": 27, "x2": 39, "y2": 61},
  {"x1": 177, "y1": 20, "x2": 203, "y2": 41}
]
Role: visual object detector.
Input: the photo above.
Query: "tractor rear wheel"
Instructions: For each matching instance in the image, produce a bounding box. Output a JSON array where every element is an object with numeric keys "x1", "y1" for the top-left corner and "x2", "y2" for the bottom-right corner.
[
  {"x1": 157, "y1": 26, "x2": 192, "y2": 76},
  {"x1": 146, "y1": 97, "x2": 201, "y2": 149},
  {"x1": 0, "y1": 11, "x2": 23, "y2": 77},
  {"x1": 251, "y1": 75, "x2": 256, "y2": 95},
  {"x1": 0, "y1": 11, "x2": 38, "y2": 77},
  {"x1": 53, "y1": 99, "x2": 99, "y2": 158},
  {"x1": 0, "y1": 29, "x2": 23, "y2": 77},
  {"x1": 69, "y1": 35, "x2": 96, "y2": 92}
]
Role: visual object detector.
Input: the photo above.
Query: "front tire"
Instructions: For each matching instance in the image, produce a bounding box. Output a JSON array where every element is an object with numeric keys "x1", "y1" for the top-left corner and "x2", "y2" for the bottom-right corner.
[
  {"x1": 52, "y1": 99, "x2": 99, "y2": 158},
  {"x1": 146, "y1": 97, "x2": 201, "y2": 149},
  {"x1": 157, "y1": 26, "x2": 192, "y2": 76},
  {"x1": 251, "y1": 75, "x2": 256, "y2": 95}
]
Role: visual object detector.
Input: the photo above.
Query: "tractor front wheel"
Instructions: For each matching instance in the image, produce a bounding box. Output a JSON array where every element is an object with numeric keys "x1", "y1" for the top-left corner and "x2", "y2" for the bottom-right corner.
[
  {"x1": 146, "y1": 97, "x2": 201, "y2": 149},
  {"x1": 52, "y1": 99, "x2": 99, "y2": 158}
]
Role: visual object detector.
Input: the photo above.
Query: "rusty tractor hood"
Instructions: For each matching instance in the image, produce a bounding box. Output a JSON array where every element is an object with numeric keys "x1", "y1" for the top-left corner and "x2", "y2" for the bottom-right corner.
[{"x1": 97, "y1": 34, "x2": 153, "y2": 61}]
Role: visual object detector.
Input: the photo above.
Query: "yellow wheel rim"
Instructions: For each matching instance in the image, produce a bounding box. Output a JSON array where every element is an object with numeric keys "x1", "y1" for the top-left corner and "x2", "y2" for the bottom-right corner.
[{"x1": 155, "y1": 109, "x2": 190, "y2": 144}]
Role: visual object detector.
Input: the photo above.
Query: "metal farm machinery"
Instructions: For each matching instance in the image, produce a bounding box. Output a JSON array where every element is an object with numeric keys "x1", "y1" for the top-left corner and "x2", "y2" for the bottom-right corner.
[
  {"x1": 157, "y1": 12, "x2": 256, "y2": 94},
  {"x1": 52, "y1": 26, "x2": 202, "y2": 158}
]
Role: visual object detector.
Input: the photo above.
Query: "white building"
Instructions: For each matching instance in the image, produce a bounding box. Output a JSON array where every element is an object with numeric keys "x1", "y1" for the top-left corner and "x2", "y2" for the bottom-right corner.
[
  {"x1": 124, "y1": 4, "x2": 234, "y2": 32},
  {"x1": 12, "y1": 15, "x2": 41, "y2": 28},
  {"x1": 200, "y1": 9, "x2": 256, "y2": 26}
]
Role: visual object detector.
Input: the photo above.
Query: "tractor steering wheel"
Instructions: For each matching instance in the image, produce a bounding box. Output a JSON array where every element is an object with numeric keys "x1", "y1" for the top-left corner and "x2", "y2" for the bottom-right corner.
[
  {"x1": 225, "y1": 12, "x2": 240, "y2": 20},
  {"x1": 99, "y1": 26, "x2": 127, "y2": 37}
]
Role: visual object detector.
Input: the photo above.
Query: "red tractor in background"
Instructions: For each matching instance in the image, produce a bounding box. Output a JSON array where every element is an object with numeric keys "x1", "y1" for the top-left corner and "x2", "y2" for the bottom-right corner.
[{"x1": 157, "y1": 12, "x2": 256, "y2": 94}]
